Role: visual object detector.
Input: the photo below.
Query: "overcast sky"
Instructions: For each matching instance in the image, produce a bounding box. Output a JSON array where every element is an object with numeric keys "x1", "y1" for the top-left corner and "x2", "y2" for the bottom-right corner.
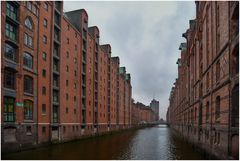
[{"x1": 64, "y1": 1, "x2": 195, "y2": 120}]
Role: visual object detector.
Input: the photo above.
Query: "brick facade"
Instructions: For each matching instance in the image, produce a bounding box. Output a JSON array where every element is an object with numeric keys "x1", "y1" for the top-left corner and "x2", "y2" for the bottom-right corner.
[
  {"x1": 167, "y1": 1, "x2": 239, "y2": 159},
  {"x1": 1, "y1": 1, "x2": 138, "y2": 152}
]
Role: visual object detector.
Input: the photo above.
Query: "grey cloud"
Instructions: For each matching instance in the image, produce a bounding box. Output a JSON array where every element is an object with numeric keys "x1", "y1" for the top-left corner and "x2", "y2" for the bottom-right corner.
[{"x1": 64, "y1": 1, "x2": 195, "y2": 119}]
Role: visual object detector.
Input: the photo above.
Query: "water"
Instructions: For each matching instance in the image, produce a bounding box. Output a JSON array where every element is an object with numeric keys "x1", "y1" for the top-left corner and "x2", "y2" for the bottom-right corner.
[{"x1": 2, "y1": 125, "x2": 206, "y2": 160}]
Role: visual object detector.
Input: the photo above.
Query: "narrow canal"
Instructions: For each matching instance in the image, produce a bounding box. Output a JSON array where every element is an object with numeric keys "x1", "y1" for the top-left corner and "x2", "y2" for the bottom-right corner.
[{"x1": 2, "y1": 125, "x2": 208, "y2": 160}]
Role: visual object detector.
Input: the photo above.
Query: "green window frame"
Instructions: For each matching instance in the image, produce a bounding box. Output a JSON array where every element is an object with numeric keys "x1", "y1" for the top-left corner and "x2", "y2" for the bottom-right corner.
[
  {"x1": 5, "y1": 22, "x2": 16, "y2": 41},
  {"x1": 24, "y1": 100, "x2": 33, "y2": 120},
  {"x1": 6, "y1": 2, "x2": 17, "y2": 21},
  {"x1": 4, "y1": 97, "x2": 15, "y2": 122}
]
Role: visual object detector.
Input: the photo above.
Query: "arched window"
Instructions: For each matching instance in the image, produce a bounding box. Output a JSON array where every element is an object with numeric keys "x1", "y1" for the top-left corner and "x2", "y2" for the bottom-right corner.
[
  {"x1": 215, "y1": 96, "x2": 220, "y2": 120},
  {"x1": 24, "y1": 100, "x2": 33, "y2": 120},
  {"x1": 25, "y1": 17, "x2": 33, "y2": 30},
  {"x1": 23, "y1": 52, "x2": 33, "y2": 69}
]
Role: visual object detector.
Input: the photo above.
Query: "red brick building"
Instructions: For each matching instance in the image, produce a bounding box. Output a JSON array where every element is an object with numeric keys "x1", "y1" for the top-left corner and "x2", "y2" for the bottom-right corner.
[
  {"x1": 167, "y1": 1, "x2": 239, "y2": 159},
  {"x1": 1, "y1": 1, "x2": 161, "y2": 153},
  {"x1": 131, "y1": 102, "x2": 156, "y2": 125}
]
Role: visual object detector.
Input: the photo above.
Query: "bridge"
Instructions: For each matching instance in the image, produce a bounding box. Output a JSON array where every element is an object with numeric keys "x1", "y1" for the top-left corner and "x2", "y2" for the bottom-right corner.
[{"x1": 139, "y1": 121, "x2": 169, "y2": 126}]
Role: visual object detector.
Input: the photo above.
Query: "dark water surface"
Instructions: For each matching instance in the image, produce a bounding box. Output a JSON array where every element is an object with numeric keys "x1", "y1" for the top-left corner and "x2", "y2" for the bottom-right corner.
[{"x1": 2, "y1": 125, "x2": 207, "y2": 160}]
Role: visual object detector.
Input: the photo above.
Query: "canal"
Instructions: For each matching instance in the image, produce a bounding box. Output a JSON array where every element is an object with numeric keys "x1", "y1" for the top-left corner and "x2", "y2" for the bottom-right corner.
[{"x1": 2, "y1": 125, "x2": 208, "y2": 160}]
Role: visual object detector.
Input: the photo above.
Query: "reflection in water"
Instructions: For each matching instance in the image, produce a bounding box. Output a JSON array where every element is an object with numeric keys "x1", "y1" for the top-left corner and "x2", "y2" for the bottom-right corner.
[{"x1": 2, "y1": 125, "x2": 206, "y2": 160}]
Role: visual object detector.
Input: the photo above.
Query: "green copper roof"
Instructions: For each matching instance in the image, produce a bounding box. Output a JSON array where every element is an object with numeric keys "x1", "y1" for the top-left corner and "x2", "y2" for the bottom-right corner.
[{"x1": 119, "y1": 67, "x2": 126, "y2": 74}]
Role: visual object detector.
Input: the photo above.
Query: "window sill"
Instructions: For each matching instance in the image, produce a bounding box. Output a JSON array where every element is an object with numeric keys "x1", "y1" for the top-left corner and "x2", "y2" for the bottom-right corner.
[
  {"x1": 4, "y1": 58, "x2": 17, "y2": 65},
  {"x1": 5, "y1": 38, "x2": 19, "y2": 47},
  {"x1": 4, "y1": 87, "x2": 16, "y2": 92},
  {"x1": 24, "y1": 92, "x2": 34, "y2": 97},
  {"x1": 24, "y1": 44, "x2": 34, "y2": 50},
  {"x1": 23, "y1": 66, "x2": 34, "y2": 73},
  {"x1": 26, "y1": 132, "x2": 32, "y2": 136},
  {"x1": 24, "y1": 120, "x2": 34, "y2": 123}
]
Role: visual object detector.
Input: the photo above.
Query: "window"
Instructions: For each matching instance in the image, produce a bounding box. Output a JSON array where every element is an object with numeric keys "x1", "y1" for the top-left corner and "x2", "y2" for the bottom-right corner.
[
  {"x1": 215, "y1": 96, "x2": 220, "y2": 120},
  {"x1": 42, "y1": 86, "x2": 46, "y2": 95},
  {"x1": 74, "y1": 96, "x2": 76, "y2": 102},
  {"x1": 44, "y1": 3, "x2": 48, "y2": 11},
  {"x1": 24, "y1": 76, "x2": 33, "y2": 94},
  {"x1": 74, "y1": 83, "x2": 76, "y2": 89},
  {"x1": 24, "y1": 33, "x2": 28, "y2": 45},
  {"x1": 216, "y1": 61, "x2": 220, "y2": 82},
  {"x1": 74, "y1": 109, "x2": 76, "y2": 114},
  {"x1": 54, "y1": 44, "x2": 59, "y2": 57},
  {"x1": 66, "y1": 51, "x2": 69, "y2": 58},
  {"x1": 52, "y1": 106, "x2": 58, "y2": 123},
  {"x1": 217, "y1": 132, "x2": 220, "y2": 144},
  {"x1": 42, "y1": 126, "x2": 46, "y2": 133},
  {"x1": 54, "y1": 12, "x2": 60, "y2": 26},
  {"x1": 44, "y1": 18, "x2": 48, "y2": 28},
  {"x1": 206, "y1": 102, "x2": 209, "y2": 121},
  {"x1": 4, "y1": 97, "x2": 15, "y2": 122},
  {"x1": 74, "y1": 70, "x2": 77, "y2": 76},
  {"x1": 216, "y1": 5, "x2": 220, "y2": 27},
  {"x1": 66, "y1": 107, "x2": 68, "y2": 114},
  {"x1": 66, "y1": 65, "x2": 69, "y2": 72},
  {"x1": 83, "y1": 40, "x2": 86, "y2": 50},
  {"x1": 26, "y1": 126, "x2": 32, "y2": 135},
  {"x1": 5, "y1": 22, "x2": 17, "y2": 41},
  {"x1": 54, "y1": 28, "x2": 60, "y2": 41},
  {"x1": 42, "y1": 52, "x2": 47, "y2": 61},
  {"x1": 6, "y1": 2, "x2": 17, "y2": 21},
  {"x1": 27, "y1": 1, "x2": 32, "y2": 10},
  {"x1": 53, "y1": 59, "x2": 59, "y2": 72},
  {"x1": 206, "y1": 72, "x2": 209, "y2": 90},
  {"x1": 23, "y1": 52, "x2": 33, "y2": 69},
  {"x1": 67, "y1": 38, "x2": 69, "y2": 44},
  {"x1": 24, "y1": 33, "x2": 33, "y2": 47},
  {"x1": 24, "y1": 100, "x2": 33, "y2": 120},
  {"x1": 53, "y1": 90, "x2": 58, "y2": 103},
  {"x1": 66, "y1": 93, "x2": 69, "y2": 100},
  {"x1": 66, "y1": 80, "x2": 68, "y2": 86},
  {"x1": 43, "y1": 35, "x2": 47, "y2": 44},
  {"x1": 32, "y1": 5, "x2": 37, "y2": 15},
  {"x1": 217, "y1": 32, "x2": 220, "y2": 52},
  {"x1": 5, "y1": 43, "x2": 16, "y2": 62},
  {"x1": 55, "y1": 1, "x2": 61, "y2": 11},
  {"x1": 42, "y1": 104, "x2": 46, "y2": 114},
  {"x1": 4, "y1": 68, "x2": 15, "y2": 89},
  {"x1": 53, "y1": 75, "x2": 59, "y2": 87},
  {"x1": 232, "y1": 46, "x2": 239, "y2": 75},
  {"x1": 42, "y1": 69, "x2": 46, "y2": 77},
  {"x1": 25, "y1": 17, "x2": 33, "y2": 30}
]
